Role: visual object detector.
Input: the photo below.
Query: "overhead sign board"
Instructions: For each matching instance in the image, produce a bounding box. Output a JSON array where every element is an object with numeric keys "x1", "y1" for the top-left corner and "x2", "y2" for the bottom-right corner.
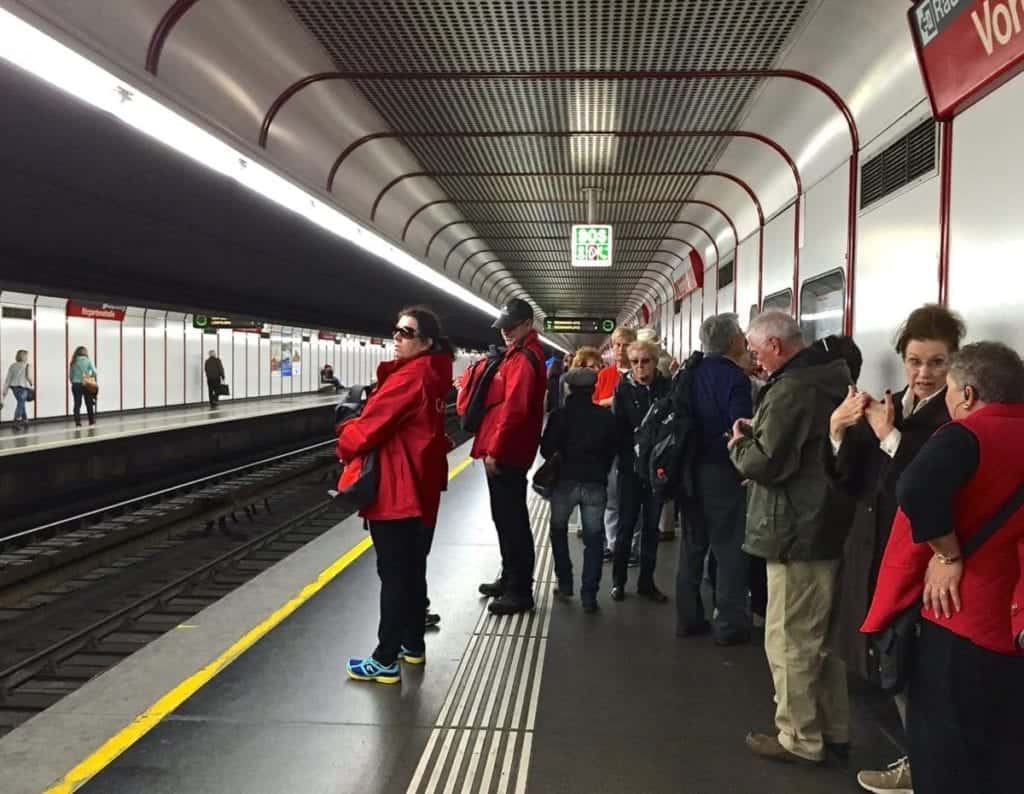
[
  {"x1": 543, "y1": 317, "x2": 616, "y2": 334},
  {"x1": 192, "y1": 314, "x2": 263, "y2": 331},
  {"x1": 909, "y1": 0, "x2": 1024, "y2": 118},
  {"x1": 66, "y1": 301, "x2": 126, "y2": 321},
  {"x1": 571, "y1": 225, "x2": 613, "y2": 268},
  {"x1": 674, "y1": 250, "x2": 706, "y2": 299}
]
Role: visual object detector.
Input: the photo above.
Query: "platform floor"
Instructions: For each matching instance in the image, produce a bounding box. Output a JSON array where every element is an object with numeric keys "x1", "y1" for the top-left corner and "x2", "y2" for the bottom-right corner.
[
  {"x1": 0, "y1": 392, "x2": 339, "y2": 457},
  {"x1": 37, "y1": 459, "x2": 901, "y2": 794}
]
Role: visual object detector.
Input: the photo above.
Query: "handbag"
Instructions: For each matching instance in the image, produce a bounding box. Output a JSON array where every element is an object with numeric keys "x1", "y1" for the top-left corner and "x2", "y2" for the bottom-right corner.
[
  {"x1": 24, "y1": 387, "x2": 35, "y2": 403},
  {"x1": 871, "y1": 480, "x2": 1024, "y2": 694},
  {"x1": 532, "y1": 451, "x2": 562, "y2": 490},
  {"x1": 82, "y1": 374, "x2": 98, "y2": 396},
  {"x1": 216, "y1": 383, "x2": 230, "y2": 396}
]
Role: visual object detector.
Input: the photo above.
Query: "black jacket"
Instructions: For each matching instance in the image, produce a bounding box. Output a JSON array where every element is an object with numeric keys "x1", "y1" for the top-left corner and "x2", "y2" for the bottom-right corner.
[
  {"x1": 612, "y1": 372, "x2": 671, "y2": 470},
  {"x1": 204, "y1": 356, "x2": 224, "y2": 381},
  {"x1": 540, "y1": 391, "x2": 617, "y2": 484}
]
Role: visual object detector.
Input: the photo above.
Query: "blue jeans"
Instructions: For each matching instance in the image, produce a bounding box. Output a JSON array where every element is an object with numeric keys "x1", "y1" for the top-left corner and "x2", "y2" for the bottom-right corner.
[
  {"x1": 11, "y1": 386, "x2": 29, "y2": 422},
  {"x1": 549, "y1": 480, "x2": 607, "y2": 602}
]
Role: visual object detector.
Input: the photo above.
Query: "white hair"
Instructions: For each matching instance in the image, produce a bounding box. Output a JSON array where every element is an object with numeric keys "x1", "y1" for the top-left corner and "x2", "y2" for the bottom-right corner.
[
  {"x1": 700, "y1": 313, "x2": 743, "y2": 355},
  {"x1": 747, "y1": 310, "x2": 803, "y2": 344}
]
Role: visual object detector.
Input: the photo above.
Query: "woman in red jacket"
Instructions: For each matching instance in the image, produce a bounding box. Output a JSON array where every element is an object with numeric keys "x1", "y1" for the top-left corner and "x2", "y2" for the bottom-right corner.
[
  {"x1": 339, "y1": 307, "x2": 455, "y2": 685},
  {"x1": 861, "y1": 342, "x2": 1024, "y2": 794}
]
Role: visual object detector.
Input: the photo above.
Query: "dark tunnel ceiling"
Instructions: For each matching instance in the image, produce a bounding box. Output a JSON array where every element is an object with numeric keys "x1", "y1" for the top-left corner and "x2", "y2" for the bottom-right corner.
[
  {"x1": 283, "y1": 0, "x2": 812, "y2": 318},
  {"x1": 0, "y1": 62, "x2": 504, "y2": 351}
]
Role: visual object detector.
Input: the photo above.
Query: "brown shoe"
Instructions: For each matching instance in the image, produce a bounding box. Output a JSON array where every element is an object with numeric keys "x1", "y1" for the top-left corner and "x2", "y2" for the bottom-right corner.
[{"x1": 745, "y1": 732, "x2": 822, "y2": 766}]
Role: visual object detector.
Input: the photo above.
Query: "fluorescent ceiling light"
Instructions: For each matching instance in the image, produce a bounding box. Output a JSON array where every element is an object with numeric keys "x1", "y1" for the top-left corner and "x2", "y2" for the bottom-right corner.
[{"x1": 0, "y1": 8, "x2": 570, "y2": 353}]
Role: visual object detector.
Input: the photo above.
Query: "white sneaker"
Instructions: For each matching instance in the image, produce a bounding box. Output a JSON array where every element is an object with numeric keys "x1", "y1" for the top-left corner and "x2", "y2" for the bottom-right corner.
[{"x1": 856, "y1": 756, "x2": 912, "y2": 794}]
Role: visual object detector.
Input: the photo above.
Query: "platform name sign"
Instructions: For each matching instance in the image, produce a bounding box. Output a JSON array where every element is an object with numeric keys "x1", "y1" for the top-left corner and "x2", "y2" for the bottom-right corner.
[
  {"x1": 543, "y1": 317, "x2": 616, "y2": 334},
  {"x1": 571, "y1": 225, "x2": 613, "y2": 268},
  {"x1": 66, "y1": 301, "x2": 126, "y2": 321},
  {"x1": 192, "y1": 314, "x2": 262, "y2": 332},
  {"x1": 910, "y1": 0, "x2": 1024, "y2": 118}
]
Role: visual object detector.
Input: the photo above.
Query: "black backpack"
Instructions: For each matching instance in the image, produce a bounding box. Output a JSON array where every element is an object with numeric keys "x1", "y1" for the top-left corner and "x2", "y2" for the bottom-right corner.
[
  {"x1": 634, "y1": 351, "x2": 704, "y2": 503},
  {"x1": 457, "y1": 345, "x2": 540, "y2": 434}
]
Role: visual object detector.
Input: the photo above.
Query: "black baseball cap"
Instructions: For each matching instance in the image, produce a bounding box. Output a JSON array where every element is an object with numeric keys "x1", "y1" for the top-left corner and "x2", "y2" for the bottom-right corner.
[{"x1": 492, "y1": 298, "x2": 534, "y2": 330}]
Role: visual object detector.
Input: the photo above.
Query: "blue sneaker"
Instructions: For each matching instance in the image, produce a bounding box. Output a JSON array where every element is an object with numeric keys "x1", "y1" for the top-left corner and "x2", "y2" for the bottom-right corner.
[
  {"x1": 346, "y1": 656, "x2": 400, "y2": 684},
  {"x1": 399, "y1": 646, "x2": 426, "y2": 665}
]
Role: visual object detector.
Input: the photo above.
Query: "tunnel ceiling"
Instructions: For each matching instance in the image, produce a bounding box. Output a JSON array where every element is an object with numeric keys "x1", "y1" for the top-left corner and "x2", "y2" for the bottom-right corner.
[{"x1": 282, "y1": 0, "x2": 813, "y2": 320}]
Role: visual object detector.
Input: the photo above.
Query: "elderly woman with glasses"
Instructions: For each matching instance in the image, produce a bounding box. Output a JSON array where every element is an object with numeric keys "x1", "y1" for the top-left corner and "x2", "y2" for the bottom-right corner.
[
  {"x1": 862, "y1": 341, "x2": 1024, "y2": 794},
  {"x1": 609, "y1": 339, "x2": 671, "y2": 603},
  {"x1": 340, "y1": 306, "x2": 455, "y2": 685}
]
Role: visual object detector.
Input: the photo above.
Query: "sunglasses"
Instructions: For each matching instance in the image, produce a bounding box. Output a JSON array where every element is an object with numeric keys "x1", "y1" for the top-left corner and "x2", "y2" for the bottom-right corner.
[
  {"x1": 392, "y1": 325, "x2": 420, "y2": 340},
  {"x1": 629, "y1": 358, "x2": 653, "y2": 365}
]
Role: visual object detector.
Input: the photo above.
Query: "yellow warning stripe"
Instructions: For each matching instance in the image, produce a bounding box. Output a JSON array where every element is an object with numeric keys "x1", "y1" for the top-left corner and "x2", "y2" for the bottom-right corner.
[{"x1": 44, "y1": 456, "x2": 475, "y2": 793}]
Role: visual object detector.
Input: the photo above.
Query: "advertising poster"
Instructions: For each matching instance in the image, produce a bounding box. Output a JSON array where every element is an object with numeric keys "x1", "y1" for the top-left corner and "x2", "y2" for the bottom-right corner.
[
  {"x1": 281, "y1": 340, "x2": 293, "y2": 377},
  {"x1": 271, "y1": 339, "x2": 282, "y2": 376},
  {"x1": 291, "y1": 344, "x2": 302, "y2": 377}
]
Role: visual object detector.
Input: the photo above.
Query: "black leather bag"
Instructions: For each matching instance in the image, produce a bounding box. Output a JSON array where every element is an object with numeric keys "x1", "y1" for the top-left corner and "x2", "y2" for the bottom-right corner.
[
  {"x1": 870, "y1": 480, "x2": 1024, "y2": 694},
  {"x1": 215, "y1": 383, "x2": 230, "y2": 396},
  {"x1": 532, "y1": 451, "x2": 562, "y2": 490}
]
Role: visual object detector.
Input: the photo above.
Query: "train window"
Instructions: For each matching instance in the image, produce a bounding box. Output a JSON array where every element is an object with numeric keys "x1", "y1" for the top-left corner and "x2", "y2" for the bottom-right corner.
[
  {"x1": 718, "y1": 259, "x2": 734, "y2": 290},
  {"x1": 762, "y1": 289, "x2": 793, "y2": 314},
  {"x1": 799, "y1": 270, "x2": 846, "y2": 343}
]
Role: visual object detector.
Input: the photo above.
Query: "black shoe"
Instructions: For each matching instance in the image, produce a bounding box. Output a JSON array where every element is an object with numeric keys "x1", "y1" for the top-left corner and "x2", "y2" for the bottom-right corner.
[
  {"x1": 637, "y1": 585, "x2": 668, "y2": 603},
  {"x1": 602, "y1": 548, "x2": 614, "y2": 562},
  {"x1": 627, "y1": 554, "x2": 640, "y2": 568},
  {"x1": 478, "y1": 579, "x2": 505, "y2": 598},
  {"x1": 582, "y1": 601, "x2": 599, "y2": 614},
  {"x1": 425, "y1": 611, "x2": 441, "y2": 629},
  {"x1": 575, "y1": 527, "x2": 584, "y2": 538},
  {"x1": 677, "y1": 621, "x2": 712, "y2": 638},
  {"x1": 824, "y1": 741, "x2": 850, "y2": 765},
  {"x1": 714, "y1": 631, "x2": 751, "y2": 647},
  {"x1": 488, "y1": 594, "x2": 534, "y2": 615},
  {"x1": 610, "y1": 586, "x2": 625, "y2": 602},
  {"x1": 554, "y1": 582, "x2": 574, "y2": 598}
]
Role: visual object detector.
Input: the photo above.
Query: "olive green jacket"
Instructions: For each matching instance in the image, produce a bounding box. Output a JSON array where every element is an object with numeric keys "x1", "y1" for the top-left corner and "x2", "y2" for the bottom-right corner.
[{"x1": 729, "y1": 353, "x2": 856, "y2": 562}]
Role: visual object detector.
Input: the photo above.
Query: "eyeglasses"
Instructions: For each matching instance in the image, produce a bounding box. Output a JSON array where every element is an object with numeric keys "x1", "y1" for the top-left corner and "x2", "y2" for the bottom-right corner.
[
  {"x1": 392, "y1": 326, "x2": 420, "y2": 340},
  {"x1": 629, "y1": 358, "x2": 653, "y2": 365}
]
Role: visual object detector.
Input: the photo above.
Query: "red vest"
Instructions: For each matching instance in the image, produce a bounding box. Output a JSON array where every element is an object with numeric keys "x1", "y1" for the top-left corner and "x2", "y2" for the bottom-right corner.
[{"x1": 861, "y1": 403, "x2": 1024, "y2": 655}]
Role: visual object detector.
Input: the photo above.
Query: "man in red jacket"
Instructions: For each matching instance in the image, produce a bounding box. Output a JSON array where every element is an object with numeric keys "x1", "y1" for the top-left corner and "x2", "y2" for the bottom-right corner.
[{"x1": 472, "y1": 299, "x2": 547, "y2": 615}]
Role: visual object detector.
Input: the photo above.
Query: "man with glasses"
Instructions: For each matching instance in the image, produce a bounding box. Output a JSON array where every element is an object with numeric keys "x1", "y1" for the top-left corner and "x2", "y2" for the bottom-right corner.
[
  {"x1": 610, "y1": 339, "x2": 672, "y2": 603},
  {"x1": 471, "y1": 299, "x2": 547, "y2": 615}
]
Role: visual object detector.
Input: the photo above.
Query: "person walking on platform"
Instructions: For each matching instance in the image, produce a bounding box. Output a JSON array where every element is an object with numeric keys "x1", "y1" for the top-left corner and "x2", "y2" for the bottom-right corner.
[
  {"x1": 340, "y1": 306, "x2": 455, "y2": 685},
  {"x1": 3, "y1": 350, "x2": 34, "y2": 431},
  {"x1": 540, "y1": 366, "x2": 617, "y2": 612},
  {"x1": 677, "y1": 313, "x2": 754, "y2": 645},
  {"x1": 861, "y1": 342, "x2": 1024, "y2": 794},
  {"x1": 470, "y1": 298, "x2": 546, "y2": 616},
  {"x1": 729, "y1": 310, "x2": 855, "y2": 766},
  {"x1": 594, "y1": 326, "x2": 638, "y2": 562},
  {"x1": 610, "y1": 339, "x2": 671, "y2": 603},
  {"x1": 69, "y1": 345, "x2": 98, "y2": 427},
  {"x1": 205, "y1": 350, "x2": 225, "y2": 408}
]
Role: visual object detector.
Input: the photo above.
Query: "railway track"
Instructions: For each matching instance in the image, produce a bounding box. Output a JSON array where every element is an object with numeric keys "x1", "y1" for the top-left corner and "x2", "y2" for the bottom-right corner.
[{"x1": 0, "y1": 411, "x2": 468, "y2": 737}]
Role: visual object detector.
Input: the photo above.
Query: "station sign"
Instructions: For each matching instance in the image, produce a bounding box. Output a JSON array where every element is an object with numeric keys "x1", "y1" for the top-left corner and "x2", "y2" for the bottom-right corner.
[
  {"x1": 571, "y1": 225, "x2": 613, "y2": 268},
  {"x1": 318, "y1": 331, "x2": 339, "y2": 342},
  {"x1": 674, "y1": 250, "x2": 706, "y2": 299},
  {"x1": 192, "y1": 314, "x2": 263, "y2": 331},
  {"x1": 909, "y1": 0, "x2": 1024, "y2": 118},
  {"x1": 543, "y1": 317, "x2": 616, "y2": 334},
  {"x1": 66, "y1": 301, "x2": 126, "y2": 321}
]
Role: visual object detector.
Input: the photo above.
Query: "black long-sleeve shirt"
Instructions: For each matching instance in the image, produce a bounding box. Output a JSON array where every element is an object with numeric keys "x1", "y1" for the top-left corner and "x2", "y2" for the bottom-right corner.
[{"x1": 895, "y1": 423, "x2": 980, "y2": 543}]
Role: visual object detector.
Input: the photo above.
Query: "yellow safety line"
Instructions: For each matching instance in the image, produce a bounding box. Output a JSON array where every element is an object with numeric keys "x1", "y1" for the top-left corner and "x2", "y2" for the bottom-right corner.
[{"x1": 44, "y1": 456, "x2": 475, "y2": 793}]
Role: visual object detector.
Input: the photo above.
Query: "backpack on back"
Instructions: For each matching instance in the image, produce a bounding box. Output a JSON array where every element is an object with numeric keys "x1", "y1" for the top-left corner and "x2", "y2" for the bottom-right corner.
[
  {"x1": 332, "y1": 384, "x2": 378, "y2": 509},
  {"x1": 457, "y1": 345, "x2": 539, "y2": 434},
  {"x1": 634, "y1": 351, "x2": 704, "y2": 503}
]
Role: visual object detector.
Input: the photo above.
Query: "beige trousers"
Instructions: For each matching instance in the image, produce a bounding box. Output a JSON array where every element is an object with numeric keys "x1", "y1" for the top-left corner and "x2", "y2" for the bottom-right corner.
[{"x1": 764, "y1": 559, "x2": 850, "y2": 761}]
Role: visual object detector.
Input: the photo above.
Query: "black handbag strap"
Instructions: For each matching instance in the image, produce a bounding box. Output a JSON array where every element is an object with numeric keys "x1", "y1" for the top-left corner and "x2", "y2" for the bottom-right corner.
[{"x1": 962, "y1": 480, "x2": 1024, "y2": 560}]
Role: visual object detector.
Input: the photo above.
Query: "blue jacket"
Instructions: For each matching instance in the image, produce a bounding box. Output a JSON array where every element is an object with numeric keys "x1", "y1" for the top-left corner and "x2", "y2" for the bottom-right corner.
[{"x1": 690, "y1": 355, "x2": 753, "y2": 466}]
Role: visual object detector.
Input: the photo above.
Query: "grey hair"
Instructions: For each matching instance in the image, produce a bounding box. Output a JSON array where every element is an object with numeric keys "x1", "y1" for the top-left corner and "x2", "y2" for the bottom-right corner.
[
  {"x1": 948, "y1": 341, "x2": 1024, "y2": 404},
  {"x1": 747, "y1": 310, "x2": 803, "y2": 344},
  {"x1": 700, "y1": 313, "x2": 743, "y2": 355}
]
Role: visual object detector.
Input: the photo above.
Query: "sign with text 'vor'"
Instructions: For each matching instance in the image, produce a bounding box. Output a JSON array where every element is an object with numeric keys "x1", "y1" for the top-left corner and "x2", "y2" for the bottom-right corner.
[
  {"x1": 571, "y1": 224, "x2": 613, "y2": 268},
  {"x1": 543, "y1": 317, "x2": 616, "y2": 334}
]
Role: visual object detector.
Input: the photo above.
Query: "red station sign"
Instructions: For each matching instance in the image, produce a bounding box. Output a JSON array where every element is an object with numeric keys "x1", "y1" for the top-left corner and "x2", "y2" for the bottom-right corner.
[
  {"x1": 66, "y1": 301, "x2": 126, "y2": 321},
  {"x1": 674, "y1": 250, "x2": 706, "y2": 300},
  {"x1": 910, "y1": 0, "x2": 1024, "y2": 119}
]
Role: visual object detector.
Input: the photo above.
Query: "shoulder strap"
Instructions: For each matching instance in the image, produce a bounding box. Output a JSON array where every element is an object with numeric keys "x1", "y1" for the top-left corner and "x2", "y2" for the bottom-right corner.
[{"x1": 962, "y1": 480, "x2": 1024, "y2": 559}]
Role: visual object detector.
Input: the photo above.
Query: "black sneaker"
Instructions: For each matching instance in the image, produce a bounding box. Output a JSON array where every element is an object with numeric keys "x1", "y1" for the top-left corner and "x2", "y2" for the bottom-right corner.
[
  {"x1": 602, "y1": 548, "x2": 614, "y2": 562},
  {"x1": 610, "y1": 586, "x2": 625, "y2": 602},
  {"x1": 637, "y1": 585, "x2": 668, "y2": 603},
  {"x1": 478, "y1": 579, "x2": 505, "y2": 598},
  {"x1": 425, "y1": 611, "x2": 441, "y2": 629},
  {"x1": 582, "y1": 601, "x2": 599, "y2": 614},
  {"x1": 488, "y1": 594, "x2": 535, "y2": 615}
]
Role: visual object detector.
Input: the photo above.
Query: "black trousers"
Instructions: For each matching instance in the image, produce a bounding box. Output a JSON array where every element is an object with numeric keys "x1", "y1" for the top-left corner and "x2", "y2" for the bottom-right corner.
[
  {"x1": 907, "y1": 620, "x2": 1024, "y2": 794},
  {"x1": 486, "y1": 465, "x2": 535, "y2": 598},
  {"x1": 207, "y1": 378, "x2": 220, "y2": 406},
  {"x1": 71, "y1": 383, "x2": 96, "y2": 424},
  {"x1": 612, "y1": 470, "x2": 660, "y2": 589},
  {"x1": 369, "y1": 518, "x2": 430, "y2": 666}
]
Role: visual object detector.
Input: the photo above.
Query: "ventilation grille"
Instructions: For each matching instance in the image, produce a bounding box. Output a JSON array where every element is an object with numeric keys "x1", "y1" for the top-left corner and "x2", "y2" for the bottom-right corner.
[
  {"x1": 1, "y1": 306, "x2": 32, "y2": 320},
  {"x1": 718, "y1": 258, "x2": 735, "y2": 290},
  {"x1": 861, "y1": 120, "x2": 937, "y2": 209}
]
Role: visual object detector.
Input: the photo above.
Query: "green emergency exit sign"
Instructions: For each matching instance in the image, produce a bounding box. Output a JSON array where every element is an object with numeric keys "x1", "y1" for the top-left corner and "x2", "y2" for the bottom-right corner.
[{"x1": 571, "y1": 225, "x2": 613, "y2": 268}]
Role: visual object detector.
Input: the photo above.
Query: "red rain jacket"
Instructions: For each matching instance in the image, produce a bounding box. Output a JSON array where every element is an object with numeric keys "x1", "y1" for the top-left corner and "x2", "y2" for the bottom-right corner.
[
  {"x1": 469, "y1": 330, "x2": 546, "y2": 469},
  {"x1": 337, "y1": 351, "x2": 453, "y2": 528}
]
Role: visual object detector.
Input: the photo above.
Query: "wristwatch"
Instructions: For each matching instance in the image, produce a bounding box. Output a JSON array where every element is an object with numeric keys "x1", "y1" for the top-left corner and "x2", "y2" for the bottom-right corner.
[{"x1": 935, "y1": 552, "x2": 962, "y2": 565}]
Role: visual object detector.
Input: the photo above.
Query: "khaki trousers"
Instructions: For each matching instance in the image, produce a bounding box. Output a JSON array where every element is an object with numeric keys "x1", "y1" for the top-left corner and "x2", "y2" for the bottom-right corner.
[{"x1": 765, "y1": 559, "x2": 849, "y2": 761}]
